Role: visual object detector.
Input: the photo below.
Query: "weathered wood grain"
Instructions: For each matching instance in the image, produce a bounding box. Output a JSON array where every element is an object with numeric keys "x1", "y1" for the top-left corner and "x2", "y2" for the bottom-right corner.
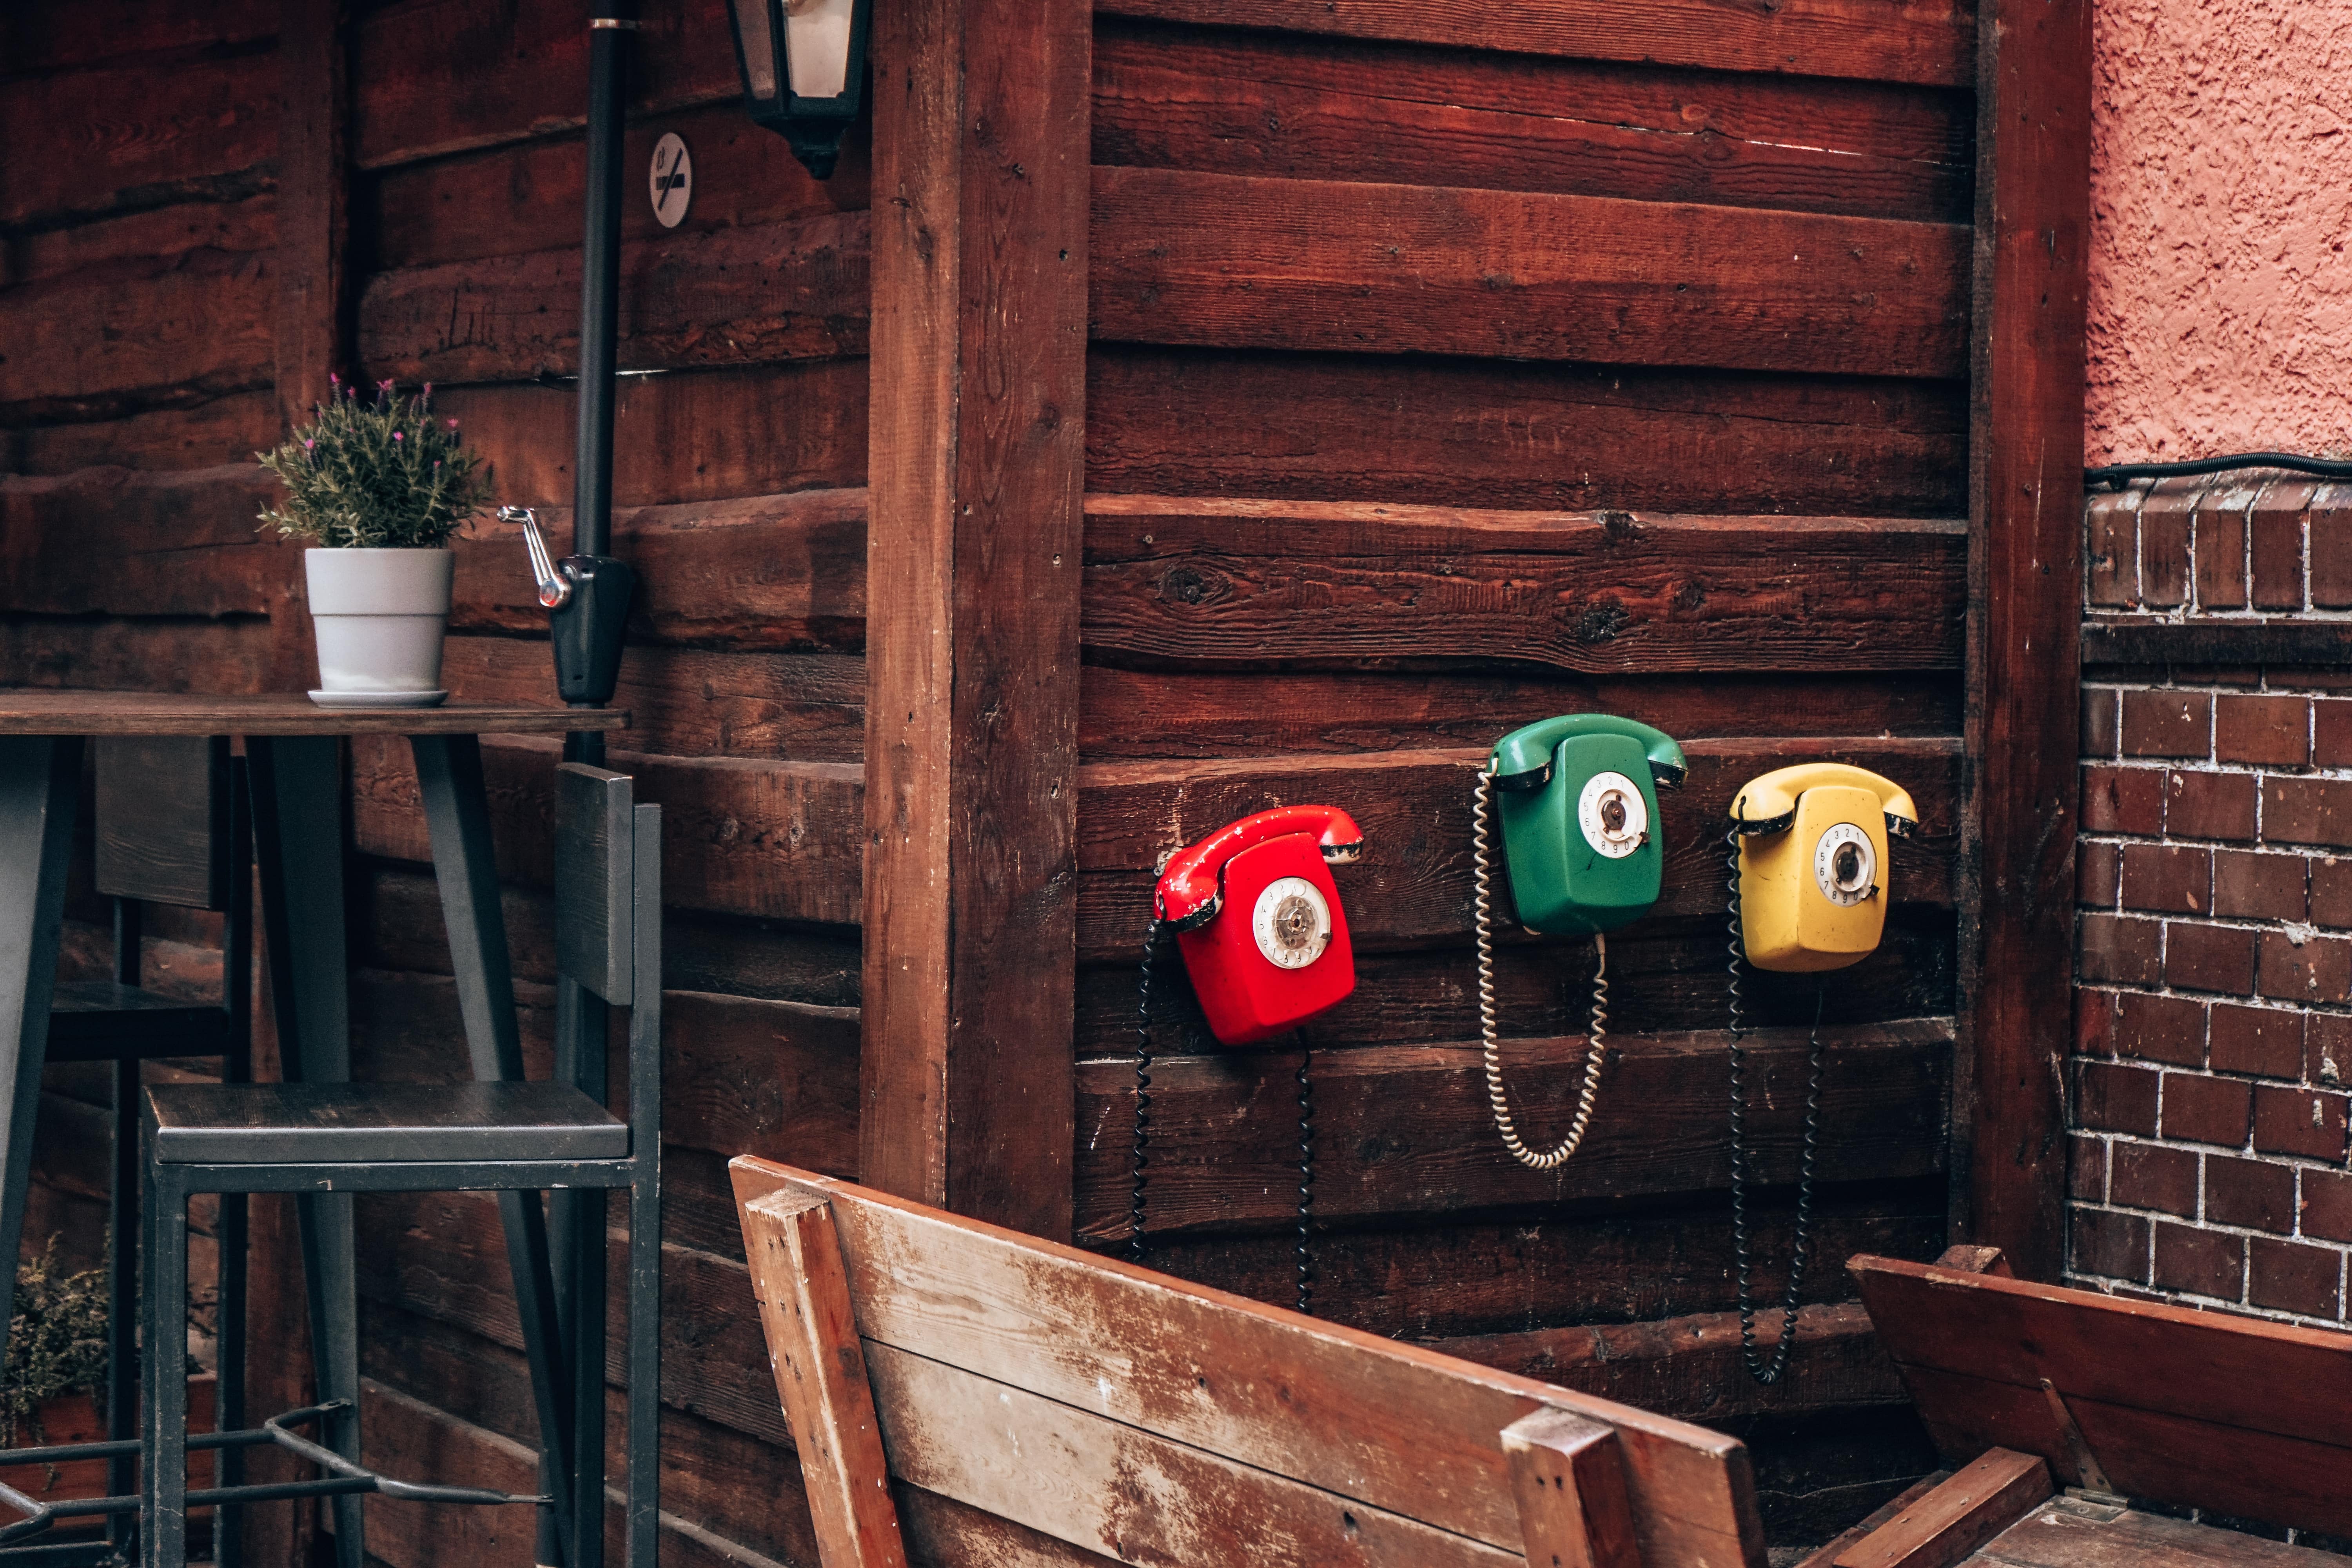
[
  {"x1": 1440, "y1": 1302, "x2": 1907, "y2": 1426},
  {"x1": 1, "y1": 393, "x2": 278, "y2": 476},
  {"x1": 1094, "y1": 19, "x2": 1971, "y2": 223},
  {"x1": 0, "y1": 617, "x2": 275, "y2": 698},
  {"x1": 732, "y1": 1156, "x2": 1771, "y2": 1567},
  {"x1": 1829, "y1": 1447, "x2": 2048, "y2": 1568},
  {"x1": 352, "y1": 0, "x2": 740, "y2": 170},
  {"x1": 1077, "y1": 668, "x2": 1962, "y2": 760},
  {"x1": 1093, "y1": 168, "x2": 1970, "y2": 379},
  {"x1": 1077, "y1": 1018, "x2": 1953, "y2": 1237},
  {"x1": 1083, "y1": 497, "x2": 1966, "y2": 673},
  {"x1": 1095, "y1": 0, "x2": 1976, "y2": 89},
  {"x1": 1087, "y1": 347, "x2": 1969, "y2": 516},
  {"x1": 435, "y1": 360, "x2": 869, "y2": 509},
  {"x1": 366, "y1": 102, "x2": 859, "y2": 272},
  {"x1": 1503, "y1": 1408, "x2": 1641, "y2": 1568},
  {"x1": 0, "y1": 465, "x2": 285, "y2": 618},
  {"x1": 359, "y1": 212, "x2": 870, "y2": 385},
  {"x1": 450, "y1": 489, "x2": 867, "y2": 650},
  {"x1": 9, "y1": 195, "x2": 275, "y2": 288},
  {"x1": 349, "y1": 735, "x2": 863, "y2": 927},
  {"x1": 0, "y1": 250, "x2": 276, "y2": 425},
  {"x1": 0, "y1": 48, "x2": 279, "y2": 227},
  {"x1": 0, "y1": 0, "x2": 276, "y2": 76},
  {"x1": 1956, "y1": 0, "x2": 2092, "y2": 1281}
]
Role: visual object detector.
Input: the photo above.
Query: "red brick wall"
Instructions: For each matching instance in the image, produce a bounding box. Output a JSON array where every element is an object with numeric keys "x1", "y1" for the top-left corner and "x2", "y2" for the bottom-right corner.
[{"x1": 2073, "y1": 476, "x2": 2352, "y2": 1326}]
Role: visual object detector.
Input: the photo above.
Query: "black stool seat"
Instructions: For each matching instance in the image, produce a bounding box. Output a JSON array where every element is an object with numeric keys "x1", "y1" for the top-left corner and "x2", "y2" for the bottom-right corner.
[
  {"x1": 148, "y1": 1081, "x2": 626, "y2": 1165},
  {"x1": 48, "y1": 981, "x2": 235, "y2": 1062}
]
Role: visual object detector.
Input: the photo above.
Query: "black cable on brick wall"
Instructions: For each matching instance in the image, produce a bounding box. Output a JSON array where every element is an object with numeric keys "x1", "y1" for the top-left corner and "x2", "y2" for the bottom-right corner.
[{"x1": 2089, "y1": 452, "x2": 2352, "y2": 487}]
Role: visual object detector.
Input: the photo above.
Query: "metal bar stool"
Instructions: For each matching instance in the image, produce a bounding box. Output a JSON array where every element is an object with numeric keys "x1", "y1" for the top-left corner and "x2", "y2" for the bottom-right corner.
[
  {"x1": 137, "y1": 764, "x2": 661, "y2": 1568},
  {"x1": 0, "y1": 739, "x2": 252, "y2": 1568}
]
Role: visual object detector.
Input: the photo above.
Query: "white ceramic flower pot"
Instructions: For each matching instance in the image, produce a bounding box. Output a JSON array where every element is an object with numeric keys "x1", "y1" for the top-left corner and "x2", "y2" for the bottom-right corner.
[{"x1": 304, "y1": 548, "x2": 455, "y2": 706}]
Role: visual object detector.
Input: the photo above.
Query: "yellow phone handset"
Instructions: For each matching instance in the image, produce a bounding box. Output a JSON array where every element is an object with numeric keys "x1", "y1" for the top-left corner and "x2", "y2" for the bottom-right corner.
[{"x1": 1727, "y1": 764, "x2": 1917, "y2": 973}]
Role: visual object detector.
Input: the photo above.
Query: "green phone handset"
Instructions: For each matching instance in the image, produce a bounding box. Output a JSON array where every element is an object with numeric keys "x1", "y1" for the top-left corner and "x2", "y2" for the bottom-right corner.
[
  {"x1": 1720, "y1": 762, "x2": 1918, "y2": 1388},
  {"x1": 1472, "y1": 715, "x2": 1687, "y2": 1169}
]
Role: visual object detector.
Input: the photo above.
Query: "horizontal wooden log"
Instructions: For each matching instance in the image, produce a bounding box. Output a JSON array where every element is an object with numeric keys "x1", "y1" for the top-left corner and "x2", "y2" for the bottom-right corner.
[
  {"x1": 1436, "y1": 1302, "x2": 1906, "y2": 1424},
  {"x1": 350, "y1": 735, "x2": 863, "y2": 927},
  {"x1": 348, "y1": 963, "x2": 857, "y2": 1172},
  {"x1": 0, "y1": 617, "x2": 276, "y2": 699},
  {"x1": 9, "y1": 194, "x2": 274, "y2": 290},
  {"x1": 440, "y1": 638, "x2": 864, "y2": 762},
  {"x1": 0, "y1": 0, "x2": 276, "y2": 76},
  {"x1": 0, "y1": 250, "x2": 276, "y2": 425},
  {"x1": 1084, "y1": 496, "x2": 1965, "y2": 673},
  {"x1": 1094, "y1": 19, "x2": 1971, "y2": 225},
  {"x1": 1094, "y1": 168, "x2": 1970, "y2": 379},
  {"x1": 1095, "y1": 0, "x2": 1976, "y2": 89},
  {"x1": 450, "y1": 489, "x2": 867, "y2": 648},
  {"x1": 1074, "y1": 738, "x2": 1960, "y2": 956},
  {"x1": 1076, "y1": 1017, "x2": 1953, "y2": 1238},
  {"x1": 436, "y1": 359, "x2": 869, "y2": 508},
  {"x1": 0, "y1": 465, "x2": 285, "y2": 618},
  {"x1": 1087, "y1": 346, "x2": 1968, "y2": 515},
  {"x1": 1078, "y1": 909, "x2": 1955, "y2": 1054},
  {"x1": 1, "y1": 392, "x2": 279, "y2": 477},
  {"x1": 354, "y1": 0, "x2": 740, "y2": 170},
  {"x1": 358, "y1": 1297, "x2": 826, "y2": 1568},
  {"x1": 360, "y1": 212, "x2": 871, "y2": 385},
  {"x1": 0, "y1": 49, "x2": 278, "y2": 227},
  {"x1": 1078, "y1": 667, "x2": 1962, "y2": 759},
  {"x1": 367, "y1": 102, "x2": 857, "y2": 272}
]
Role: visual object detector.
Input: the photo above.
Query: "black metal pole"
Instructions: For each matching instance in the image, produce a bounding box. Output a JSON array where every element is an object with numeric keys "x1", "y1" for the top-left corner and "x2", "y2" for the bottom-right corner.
[{"x1": 569, "y1": 3, "x2": 635, "y2": 766}]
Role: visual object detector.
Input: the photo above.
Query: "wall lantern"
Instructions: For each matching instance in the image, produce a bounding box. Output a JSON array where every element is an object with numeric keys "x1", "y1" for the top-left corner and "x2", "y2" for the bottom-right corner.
[{"x1": 726, "y1": 0, "x2": 869, "y2": 180}]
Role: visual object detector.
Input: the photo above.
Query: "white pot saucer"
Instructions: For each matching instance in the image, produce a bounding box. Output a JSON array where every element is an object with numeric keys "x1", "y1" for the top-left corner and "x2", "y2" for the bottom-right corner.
[{"x1": 308, "y1": 689, "x2": 449, "y2": 709}]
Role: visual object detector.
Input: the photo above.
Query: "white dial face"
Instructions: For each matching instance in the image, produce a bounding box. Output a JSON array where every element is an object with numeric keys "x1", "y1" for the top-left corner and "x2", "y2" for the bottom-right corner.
[
  {"x1": 1577, "y1": 771, "x2": 1648, "y2": 859},
  {"x1": 1813, "y1": 822, "x2": 1877, "y2": 906},
  {"x1": 1252, "y1": 876, "x2": 1333, "y2": 969}
]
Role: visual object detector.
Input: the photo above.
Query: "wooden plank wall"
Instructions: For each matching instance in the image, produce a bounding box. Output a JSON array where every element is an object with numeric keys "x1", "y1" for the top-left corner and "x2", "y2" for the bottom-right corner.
[{"x1": 0, "y1": 0, "x2": 2053, "y2": 1559}]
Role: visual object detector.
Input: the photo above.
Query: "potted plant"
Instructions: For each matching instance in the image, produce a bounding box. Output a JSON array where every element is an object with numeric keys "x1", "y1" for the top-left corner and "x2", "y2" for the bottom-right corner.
[{"x1": 258, "y1": 378, "x2": 491, "y2": 706}]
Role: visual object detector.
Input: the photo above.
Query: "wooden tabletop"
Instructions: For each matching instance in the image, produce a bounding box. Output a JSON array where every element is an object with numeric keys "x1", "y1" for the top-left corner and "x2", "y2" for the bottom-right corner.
[{"x1": 0, "y1": 691, "x2": 628, "y2": 737}]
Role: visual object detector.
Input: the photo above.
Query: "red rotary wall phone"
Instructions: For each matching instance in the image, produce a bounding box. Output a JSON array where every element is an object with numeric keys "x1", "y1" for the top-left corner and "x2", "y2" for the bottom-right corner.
[{"x1": 1131, "y1": 806, "x2": 1365, "y2": 1315}]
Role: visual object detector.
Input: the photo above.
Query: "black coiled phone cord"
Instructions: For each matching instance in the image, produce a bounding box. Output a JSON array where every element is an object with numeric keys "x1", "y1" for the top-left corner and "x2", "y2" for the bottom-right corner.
[
  {"x1": 1128, "y1": 915, "x2": 1316, "y2": 1316},
  {"x1": 1725, "y1": 825, "x2": 1828, "y2": 1387}
]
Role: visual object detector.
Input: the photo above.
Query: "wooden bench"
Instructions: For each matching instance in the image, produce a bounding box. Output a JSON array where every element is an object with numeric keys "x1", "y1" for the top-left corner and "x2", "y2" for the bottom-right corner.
[
  {"x1": 730, "y1": 1155, "x2": 1771, "y2": 1568},
  {"x1": 1804, "y1": 1247, "x2": 2352, "y2": 1568}
]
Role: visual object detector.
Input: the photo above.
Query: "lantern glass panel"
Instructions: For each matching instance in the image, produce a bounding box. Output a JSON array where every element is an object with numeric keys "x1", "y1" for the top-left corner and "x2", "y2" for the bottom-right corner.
[
  {"x1": 786, "y1": 0, "x2": 855, "y2": 100},
  {"x1": 733, "y1": 0, "x2": 780, "y2": 103}
]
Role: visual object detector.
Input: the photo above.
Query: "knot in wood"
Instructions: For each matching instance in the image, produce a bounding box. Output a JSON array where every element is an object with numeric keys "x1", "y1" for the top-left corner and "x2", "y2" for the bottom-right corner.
[
  {"x1": 1597, "y1": 509, "x2": 1637, "y2": 542},
  {"x1": 1158, "y1": 565, "x2": 1216, "y2": 606},
  {"x1": 1575, "y1": 602, "x2": 1631, "y2": 645}
]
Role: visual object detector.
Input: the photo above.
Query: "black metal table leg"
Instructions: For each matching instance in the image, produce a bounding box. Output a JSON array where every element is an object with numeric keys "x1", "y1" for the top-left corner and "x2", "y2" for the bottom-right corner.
[
  {"x1": 246, "y1": 737, "x2": 363, "y2": 1568},
  {"x1": 142, "y1": 1161, "x2": 187, "y2": 1568},
  {"x1": 410, "y1": 735, "x2": 579, "y2": 1564},
  {"x1": 0, "y1": 736, "x2": 83, "y2": 1381}
]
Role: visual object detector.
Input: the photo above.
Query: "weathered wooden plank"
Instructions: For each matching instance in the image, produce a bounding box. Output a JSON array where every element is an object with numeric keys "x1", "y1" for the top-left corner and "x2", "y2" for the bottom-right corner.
[
  {"x1": 734, "y1": 1157, "x2": 1771, "y2": 1567},
  {"x1": 1094, "y1": 20, "x2": 1972, "y2": 224},
  {"x1": 1503, "y1": 1408, "x2": 1640, "y2": 1568},
  {"x1": 0, "y1": 49, "x2": 278, "y2": 227},
  {"x1": 1, "y1": 392, "x2": 279, "y2": 476},
  {"x1": 1093, "y1": 168, "x2": 1969, "y2": 379},
  {"x1": 366, "y1": 102, "x2": 857, "y2": 272},
  {"x1": 8, "y1": 195, "x2": 275, "y2": 288},
  {"x1": 0, "y1": 0, "x2": 276, "y2": 76},
  {"x1": 860, "y1": 0, "x2": 1092, "y2": 1239},
  {"x1": 1083, "y1": 497, "x2": 1965, "y2": 673},
  {"x1": 0, "y1": 251, "x2": 277, "y2": 425},
  {"x1": 1078, "y1": 668, "x2": 1962, "y2": 760},
  {"x1": 349, "y1": 735, "x2": 863, "y2": 927},
  {"x1": 1094, "y1": 0, "x2": 1976, "y2": 89},
  {"x1": 896, "y1": 1486, "x2": 1122, "y2": 1568},
  {"x1": 1831, "y1": 1448, "x2": 2048, "y2": 1568},
  {"x1": 1087, "y1": 347, "x2": 1969, "y2": 516},
  {"x1": 1079, "y1": 910, "x2": 1955, "y2": 1053},
  {"x1": 352, "y1": 0, "x2": 741, "y2": 171},
  {"x1": 359, "y1": 212, "x2": 870, "y2": 385},
  {"x1": 450, "y1": 489, "x2": 867, "y2": 650},
  {"x1": 439, "y1": 639, "x2": 865, "y2": 762},
  {"x1": 1078, "y1": 1018, "x2": 1952, "y2": 1238},
  {"x1": 0, "y1": 617, "x2": 275, "y2": 697},
  {"x1": 436, "y1": 359, "x2": 869, "y2": 508},
  {"x1": 1073, "y1": 739, "x2": 1960, "y2": 956},
  {"x1": 0, "y1": 465, "x2": 285, "y2": 618},
  {"x1": 274, "y1": 0, "x2": 348, "y2": 426},
  {"x1": 864, "y1": 1339, "x2": 1517, "y2": 1566},
  {"x1": 1956, "y1": 0, "x2": 2091, "y2": 1282},
  {"x1": 1439, "y1": 1302, "x2": 1907, "y2": 1426},
  {"x1": 742, "y1": 1193, "x2": 910, "y2": 1567}
]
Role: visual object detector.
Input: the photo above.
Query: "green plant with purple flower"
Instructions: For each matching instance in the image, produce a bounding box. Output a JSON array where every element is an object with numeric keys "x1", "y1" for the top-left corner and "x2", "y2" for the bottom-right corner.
[{"x1": 257, "y1": 377, "x2": 491, "y2": 548}]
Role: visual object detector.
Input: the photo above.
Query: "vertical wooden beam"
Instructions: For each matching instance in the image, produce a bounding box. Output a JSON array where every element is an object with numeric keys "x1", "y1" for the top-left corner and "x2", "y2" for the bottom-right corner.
[
  {"x1": 861, "y1": 0, "x2": 1090, "y2": 1236},
  {"x1": 1502, "y1": 1409, "x2": 1643, "y2": 1568},
  {"x1": 1958, "y1": 0, "x2": 2092, "y2": 1281}
]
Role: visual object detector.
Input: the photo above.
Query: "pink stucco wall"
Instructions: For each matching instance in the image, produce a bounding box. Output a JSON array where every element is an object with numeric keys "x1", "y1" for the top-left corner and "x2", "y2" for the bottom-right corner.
[{"x1": 2087, "y1": 0, "x2": 2352, "y2": 465}]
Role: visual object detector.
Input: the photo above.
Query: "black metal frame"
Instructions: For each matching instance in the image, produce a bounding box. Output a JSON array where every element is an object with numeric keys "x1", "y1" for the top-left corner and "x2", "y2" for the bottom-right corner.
[{"x1": 134, "y1": 764, "x2": 661, "y2": 1568}]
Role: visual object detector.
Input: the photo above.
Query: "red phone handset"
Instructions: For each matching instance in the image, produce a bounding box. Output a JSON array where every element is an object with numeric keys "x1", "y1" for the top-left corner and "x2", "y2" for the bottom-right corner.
[{"x1": 1154, "y1": 806, "x2": 1365, "y2": 1045}]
